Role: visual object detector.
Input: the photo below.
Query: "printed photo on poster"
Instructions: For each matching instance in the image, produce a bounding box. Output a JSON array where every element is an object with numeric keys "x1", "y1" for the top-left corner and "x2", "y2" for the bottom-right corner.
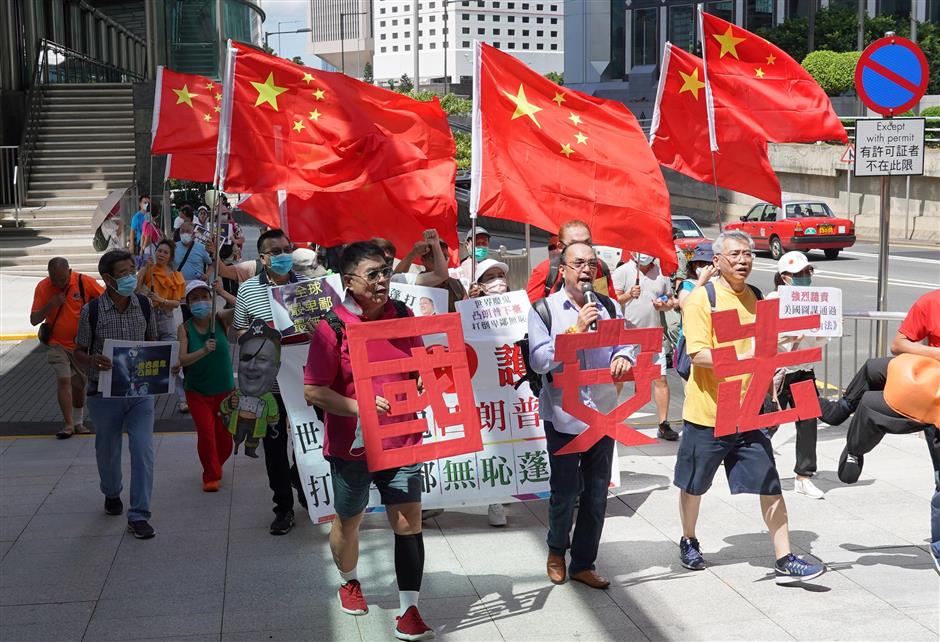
[
  {"x1": 99, "y1": 339, "x2": 179, "y2": 398},
  {"x1": 389, "y1": 281, "x2": 449, "y2": 317},
  {"x1": 268, "y1": 275, "x2": 343, "y2": 338}
]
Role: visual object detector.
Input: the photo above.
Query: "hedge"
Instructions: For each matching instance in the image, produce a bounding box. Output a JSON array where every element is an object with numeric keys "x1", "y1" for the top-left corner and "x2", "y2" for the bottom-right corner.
[{"x1": 801, "y1": 50, "x2": 861, "y2": 96}]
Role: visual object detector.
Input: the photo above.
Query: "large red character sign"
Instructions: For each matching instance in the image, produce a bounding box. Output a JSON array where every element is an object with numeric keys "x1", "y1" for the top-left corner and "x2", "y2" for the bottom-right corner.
[
  {"x1": 552, "y1": 320, "x2": 663, "y2": 455},
  {"x1": 712, "y1": 298, "x2": 822, "y2": 437},
  {"x1": 346, "y1": 313, "x2": 483, "y2": 472}
]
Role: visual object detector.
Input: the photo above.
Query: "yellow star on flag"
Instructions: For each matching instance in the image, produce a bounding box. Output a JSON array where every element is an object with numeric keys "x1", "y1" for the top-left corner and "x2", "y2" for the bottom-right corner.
[
  {"x1": 302, "y1": 72, "x2": 314, "y2": 84},
  {"x1": 503, "y1": 84, "x2": 542, "y2": 128},
  {"x1": 214, "y1": 105, "x2": 221, "y2": 113},
  {"x1": 292, "y1": 119, "x2": 305, "y2": 132},
  {"x1": 203, "y1": 113, "x2": 212, "y2": 122},
  {"x1": 755, "y1": 67, "x2": 765, "y2": 79},
  {"x1": 713, "y1": 26, "x2": 745, "y2": 59},
  {"x1": 678, "y1": 68, "x2": 706, "y2": 100},
  {"x1": 560, "y1": 143, "x2": 574, "y2": 158},
  {"x1": 552, "y1": 92, "x2": 565, "y2": 107},
  {"x1": 215, "y1": 93, "x2": 222, "y2": 102},
  {"x1": 205, "y1": 81, "x2": 214, "y2": 90},
  {"x1": 173, "y1": 84, "x2": 198, "y2": 108},
  {"x1": 766, "y1": 53, "x2": 776, "y2": 65},
  {"x1": 312, "y1": 88, "x2": 325, "y2": 101},
  {"x1": 574, "y1": 132, "x2": 588, "y2": 145},
  {"x1": 567, "y1": 112, "x2": 582, "y2": 126},
  {"x1": 250, "y1": 72, "x2": 288, "y2": 111},
  {"x1": 309, "y1": 109, "x2": 321, "y2": 121}
]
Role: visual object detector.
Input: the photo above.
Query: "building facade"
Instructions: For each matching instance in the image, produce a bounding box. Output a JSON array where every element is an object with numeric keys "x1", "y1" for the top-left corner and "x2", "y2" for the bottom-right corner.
[
  {"x1": 370, "y1": 0, "x2": 563, "y2": 88},
  {"x1": 306, "y1": 0, "x2": 373, "y2": 79}
]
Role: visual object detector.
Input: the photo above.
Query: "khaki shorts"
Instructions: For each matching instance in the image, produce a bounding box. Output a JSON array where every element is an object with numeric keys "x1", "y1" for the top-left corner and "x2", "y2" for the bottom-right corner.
[{"x1": 46, "y1": 344, "x2": 86, "y2": 383}]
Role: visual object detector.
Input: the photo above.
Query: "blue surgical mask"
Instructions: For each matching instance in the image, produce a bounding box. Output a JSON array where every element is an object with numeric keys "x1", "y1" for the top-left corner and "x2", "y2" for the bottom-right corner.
[
  {"x1": 112, "y1": 274, "x2": 137, "y2": 296},
  {"x1": 791, "y1": 275, "x2": 812, "y2": 287},
  {"x1": 269, "y1": 254, "x2": 293, "y2": 275},
  {"x1": 190, "y1": 301, "x2": 212, "y2": 318},
  {"x1": 474, "y1": 246, "x2": 488, "y2": 262}
]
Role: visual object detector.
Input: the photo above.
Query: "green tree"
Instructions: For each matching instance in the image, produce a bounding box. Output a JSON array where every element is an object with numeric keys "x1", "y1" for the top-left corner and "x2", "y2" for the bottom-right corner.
[
  {"x1": 290, "y1": 55, "x2": 305, "y2": 65},
  {"x1": 544, "y1": 71, "x2": 564, "y2": 86},
  {"x1": 454, "y1": 130, "x2": 471, "y2": 170},
  {"x1": 398, "y1": 73, "x2": 414, "y2": 93},
  {"x1": 801, "y1": 50, "x2": 861, "y2": 95},
  {"x1": 363, "y1": 61, "x2": 374, "y2": 84},
  {"x1": 386, "y1": 78, "x2": 397, "y2": 91}
]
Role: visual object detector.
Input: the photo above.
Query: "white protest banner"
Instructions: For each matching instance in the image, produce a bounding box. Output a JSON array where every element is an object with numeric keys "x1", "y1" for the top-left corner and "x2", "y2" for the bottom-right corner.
[
  {"x1": 99, "y1": 340, "x2": 180, "y2": 398},
  {"x1": 388, "y1": 281, "x2": 449, "y2": 317},
  {"x1": 280, "y1": 291, "x2": 620, "y2": 524},
  {"x1": 778, "y1": 286, "x2": 843, "y2": 337}
]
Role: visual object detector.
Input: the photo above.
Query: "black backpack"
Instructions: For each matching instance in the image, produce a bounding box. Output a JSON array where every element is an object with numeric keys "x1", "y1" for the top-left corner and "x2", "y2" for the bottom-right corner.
[
  {"x1": 542, "y1": 252, "x2": 613, "y2": 298},
  {"x1": 516, "y1": 293, "x2": 618, "y2": 397},
  {"x1": 88, "y1": 293, "x2": 153, "y2": 354}
]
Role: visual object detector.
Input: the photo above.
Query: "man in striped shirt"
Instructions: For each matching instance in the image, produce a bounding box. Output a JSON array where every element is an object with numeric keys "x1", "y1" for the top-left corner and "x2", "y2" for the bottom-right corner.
[{"x1": 233, "y1": 228, "x2": 308, "y2": 535}]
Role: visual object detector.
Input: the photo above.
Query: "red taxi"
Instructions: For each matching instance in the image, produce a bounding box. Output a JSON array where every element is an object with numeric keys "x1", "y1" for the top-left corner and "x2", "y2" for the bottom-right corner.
[
  {"x1": 726, "y1": 201, "x2": 856, "y2": 260},
  {"x1": 672, "y1": 215, "x2": 713, "y2": 263}
]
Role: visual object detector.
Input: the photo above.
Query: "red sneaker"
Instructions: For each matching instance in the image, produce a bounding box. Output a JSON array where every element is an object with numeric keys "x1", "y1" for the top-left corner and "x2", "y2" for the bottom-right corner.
[
  {"x1": 394, "y1": 605, "x2": 435, "y2": 641},
  {"x1": 337, "y1": 580, "x2": 368, "y2": 615}
]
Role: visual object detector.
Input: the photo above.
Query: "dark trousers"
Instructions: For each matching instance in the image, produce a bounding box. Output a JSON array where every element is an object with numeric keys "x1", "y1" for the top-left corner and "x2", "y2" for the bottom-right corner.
[
  {"x1": 263, "y1": 393, "x2": 305, "y2": 513},
  {"x1": 544, "y1": 421, "x2": 614, "y2": 574},
  {"x1": 778, "y1": 369, "x2": 818, "y2": 477}
]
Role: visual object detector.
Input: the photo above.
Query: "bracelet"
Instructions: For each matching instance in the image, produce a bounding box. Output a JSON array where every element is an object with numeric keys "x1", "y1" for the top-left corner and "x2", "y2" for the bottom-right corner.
[{"x1": 565, "y1": 325, "x2": 580, "y2": 334}]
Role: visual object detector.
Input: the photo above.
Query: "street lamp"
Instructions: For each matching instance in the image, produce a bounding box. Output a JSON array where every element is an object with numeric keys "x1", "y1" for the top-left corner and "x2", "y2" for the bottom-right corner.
[
  {"x1": 340, "y1": 11, "x2": 368, "y2": 76},
  {"x1": 263, "y1": 26, "x2": 313, "y2": 53}
]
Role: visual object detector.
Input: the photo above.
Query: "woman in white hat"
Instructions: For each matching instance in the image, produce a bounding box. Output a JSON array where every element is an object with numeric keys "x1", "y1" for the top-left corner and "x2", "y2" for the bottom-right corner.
[
  {"x1": 468, "y1": 258, "x2": 510, "y2": 298},
  {"x1": 768, "y1": 251, "x2": 828, "y2": 500}
]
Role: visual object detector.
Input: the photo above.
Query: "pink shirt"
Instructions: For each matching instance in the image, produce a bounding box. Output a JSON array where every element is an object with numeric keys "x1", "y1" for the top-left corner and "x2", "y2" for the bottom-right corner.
[{"x1": 304, "y1": 299, "x2": 425, "y2": 461}]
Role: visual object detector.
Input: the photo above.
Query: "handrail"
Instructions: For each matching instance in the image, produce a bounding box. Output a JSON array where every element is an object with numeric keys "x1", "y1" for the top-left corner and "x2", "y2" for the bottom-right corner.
[
  {"x1": 842, "y1": 311, "x2": 907, "y2": 321},
  {"x1": 35, "y1": 39, "x2": 144, "y2": 85}
]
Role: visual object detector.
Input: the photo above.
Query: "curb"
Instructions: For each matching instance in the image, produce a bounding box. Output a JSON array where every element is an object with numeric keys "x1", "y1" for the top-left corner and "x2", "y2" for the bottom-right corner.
[{"x1": 0, "y1": 334, "x2": 35, "y2": 342}]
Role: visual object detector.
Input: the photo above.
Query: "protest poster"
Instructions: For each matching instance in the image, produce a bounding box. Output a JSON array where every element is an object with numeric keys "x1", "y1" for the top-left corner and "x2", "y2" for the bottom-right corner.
[
  {"x1": 193, "y1": 224, "x2": 213, "y2": 248},
  {"x1": 777, "y1": 286, "x2": 843, "y2": 337},
  {"x1": 389, "y1": 281, "x2": 449, "y2": 317},
  {"x1": 280, "y1": 290, "x2": 620, "y2": 524},
  {"x1": 268, "y1": 275, "x2": 343, "y2": 338},
  {"x1": 99, "y1": 340, "x2": 179, "y2": 398}
]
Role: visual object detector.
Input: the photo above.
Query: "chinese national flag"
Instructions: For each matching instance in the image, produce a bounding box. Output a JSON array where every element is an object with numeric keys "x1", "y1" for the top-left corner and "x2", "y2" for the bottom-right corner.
[
  {"x1": 219, "y1": 44, "x2": 456, "y2": 196},
  {"x1": 651, "y1": 43, "x2": 781, "y2": 206},
  {"x1": 701, "y1": 12, "x2": 847, "y2": 143},
  {"x1": 471, "y1": 42, "x2": 675, "y2": 274},
  {"x1": 151, "y1": 67, "x2": 223, "y2": 158},
  {"x1": 165, "y1": 153, "x2": 215, "y2": 183}
]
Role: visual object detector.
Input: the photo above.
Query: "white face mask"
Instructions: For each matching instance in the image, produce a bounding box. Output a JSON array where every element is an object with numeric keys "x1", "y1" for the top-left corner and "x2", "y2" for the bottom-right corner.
[
  {"x1": 141, "y1": 202, "x2": 150, "y2": 212},
  {"x1": 482, "y1": 277, "x2": 509, "y2": 295},
  {"x1": 180, "y1": 233, "x2": 193, "y2": 245},
  {"x1": 635, "y1": 253, "x2": 654, "y2": 266}
]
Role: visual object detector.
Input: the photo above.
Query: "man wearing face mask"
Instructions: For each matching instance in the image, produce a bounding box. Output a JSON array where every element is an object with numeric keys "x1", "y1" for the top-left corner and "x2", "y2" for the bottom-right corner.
[
  {"x1": 613, "y1": 252, "x2": 679, "y2": 441},
  {"x1": 130, "y1": 194, "x2": 151, "y2": 256},
  {"x1": 454, "y1": 228, "x2": 491, "y2": 291},
  {"x1": 175, "y1": 220, "x2": 213, "y2": 283},
  {"x1": 73, "y1": 250, "x2": 159, "y2": 540},
  {"x1": 233, "y1": 228, "x2": 308, "y2": 535}
]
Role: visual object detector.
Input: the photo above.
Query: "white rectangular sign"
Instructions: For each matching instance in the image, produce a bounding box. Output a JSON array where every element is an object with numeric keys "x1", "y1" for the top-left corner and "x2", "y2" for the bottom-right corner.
[
  {"x1": 853, "y1": 118, "x2": 925, "y2": 177},
  {"x1": 777, "y1": 286, "x2": 843, "y2": 338}
]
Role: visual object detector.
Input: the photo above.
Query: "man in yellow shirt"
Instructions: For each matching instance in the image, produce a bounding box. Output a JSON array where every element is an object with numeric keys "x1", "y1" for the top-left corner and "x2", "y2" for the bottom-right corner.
[{"x1": 673, "y1": 231, "x2": 827, "y2": 585}]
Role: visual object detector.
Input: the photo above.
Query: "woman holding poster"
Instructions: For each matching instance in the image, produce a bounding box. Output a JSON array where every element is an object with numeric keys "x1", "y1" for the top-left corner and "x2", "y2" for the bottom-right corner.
[{"x1": 177, "y1": 280, "x2": 236, "y2": 492}]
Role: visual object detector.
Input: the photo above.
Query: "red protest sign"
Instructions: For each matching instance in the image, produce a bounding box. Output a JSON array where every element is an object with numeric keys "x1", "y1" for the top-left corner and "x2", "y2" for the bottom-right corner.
[
  {"x1": 551, "y1": 320, "x2": 662, "y2": 455},
  {"x1": 346, "y1": 313, "x2": 483, "y2": 472},
  {"x1": 712, "y1": 298, "x2": 822, "y2": 437}
]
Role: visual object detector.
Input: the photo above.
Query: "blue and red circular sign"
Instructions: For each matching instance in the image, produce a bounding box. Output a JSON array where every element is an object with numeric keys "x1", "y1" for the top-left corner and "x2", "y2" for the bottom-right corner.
[{"x1": 855, "y1": 36, "x2": 929, "y2": 116}]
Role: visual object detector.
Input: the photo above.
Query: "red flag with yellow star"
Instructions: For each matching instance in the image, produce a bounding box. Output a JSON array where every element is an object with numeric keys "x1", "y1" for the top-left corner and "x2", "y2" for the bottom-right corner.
[
  {"x1": 651, "y1": 43, "x2": 781, "y2": 206},
  {"x1": 151, "y1": 67, "x2": 223, "y2": 158},
  {"x1": 701, "y1": 11, "x2": 847, "y2": 144},
  {"x1": 469, "y1": 42, "x2": 675, "y2": 273}
]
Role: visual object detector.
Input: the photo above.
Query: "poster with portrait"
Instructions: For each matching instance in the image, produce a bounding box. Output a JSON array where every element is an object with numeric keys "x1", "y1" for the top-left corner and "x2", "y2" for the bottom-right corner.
[
  {"x1": 99, "y1": 340, "x2": 179, "y2": 398},
  {"x1": 268, "y1": 275, "x2": 343, "y2": 338},
  {"x1": 388, "y1": 281, "x2": 449, "y2": 317}
]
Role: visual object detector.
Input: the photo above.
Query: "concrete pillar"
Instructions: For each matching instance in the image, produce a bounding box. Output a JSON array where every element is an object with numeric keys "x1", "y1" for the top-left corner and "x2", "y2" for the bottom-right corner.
[
  {"x1": 50, "y1": 0, "x2": 66, "y2": 45},
  {"x1": 85, "y1": 8, "x2": 97, "y2": 59}
]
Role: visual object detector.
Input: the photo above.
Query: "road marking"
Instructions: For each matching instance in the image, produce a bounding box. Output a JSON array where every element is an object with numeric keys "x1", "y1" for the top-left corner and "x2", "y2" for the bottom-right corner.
[
  {"x1": 839, "y1": 250, "x2": 940, "y2": 265},
  {"x1": 750, "y1": 264, "x2": 937, "y2": 289}
]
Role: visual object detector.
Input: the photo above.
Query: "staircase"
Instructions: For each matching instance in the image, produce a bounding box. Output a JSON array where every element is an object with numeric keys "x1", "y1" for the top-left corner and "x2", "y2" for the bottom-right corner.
[{"x1": 0, "y1": 83, "x2": 135, "y2": 277}]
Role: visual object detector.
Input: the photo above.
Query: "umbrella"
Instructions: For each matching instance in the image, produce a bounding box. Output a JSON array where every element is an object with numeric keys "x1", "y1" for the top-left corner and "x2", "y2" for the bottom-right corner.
[{"x1": 91, "y1": 187, "x2": 129, "y2": 232}]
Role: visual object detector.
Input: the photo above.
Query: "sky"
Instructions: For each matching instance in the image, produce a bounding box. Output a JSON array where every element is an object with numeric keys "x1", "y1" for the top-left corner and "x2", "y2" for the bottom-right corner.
[{"x1": 257, "y1": 0, "x2": 315, "y2": 65}]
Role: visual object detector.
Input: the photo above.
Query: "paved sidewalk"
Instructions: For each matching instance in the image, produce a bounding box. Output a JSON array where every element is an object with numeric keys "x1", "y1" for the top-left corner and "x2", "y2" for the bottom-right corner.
[{"x1": 0, "y1": 420, "x2": 937, "y2": 641}]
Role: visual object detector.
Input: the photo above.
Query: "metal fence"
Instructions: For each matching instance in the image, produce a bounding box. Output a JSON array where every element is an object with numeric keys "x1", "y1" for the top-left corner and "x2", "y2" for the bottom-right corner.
[
  {"x1": 818, "y1": 311, "x2": 907, "y2": 399},
  {"x1": 0, "y1": 146, "x2": 19, "y2": 215},
  {"x1": 35, "y1": 39, "x2": 144, "y2": 85}
]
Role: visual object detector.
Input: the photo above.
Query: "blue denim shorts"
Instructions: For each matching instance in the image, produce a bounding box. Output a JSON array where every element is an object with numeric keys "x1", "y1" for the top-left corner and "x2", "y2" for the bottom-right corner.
[
  {"x1": 673, "y1": 421, "x2": 782, "y2": 496},
  {"x1": 327, "y1": 457, "x2": 422, "y2": 518}
]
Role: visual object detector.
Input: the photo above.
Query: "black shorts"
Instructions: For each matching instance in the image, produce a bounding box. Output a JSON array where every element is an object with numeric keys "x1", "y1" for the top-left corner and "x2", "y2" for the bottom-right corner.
[{"x1": 673, "y1": 421, "x2": 782, "y2": 496}]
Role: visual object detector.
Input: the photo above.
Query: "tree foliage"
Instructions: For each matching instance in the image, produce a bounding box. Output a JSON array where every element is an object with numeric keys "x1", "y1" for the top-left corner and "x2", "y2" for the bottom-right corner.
[
  {"x1": 544, "y1": 71, "x2": 564, "y2": 86},
  {"x1": 363, "y1": 62, "x2": 373, "y2": 84},
  {"x1": 801, "y1": 50, "x2": 861, "y2": 95},
  {"x1": 454, "y1": 130, "x2": 471, "y2": 170},
  {"x1": 398, "y1": 73, "x2": 414, "y2": 93}
]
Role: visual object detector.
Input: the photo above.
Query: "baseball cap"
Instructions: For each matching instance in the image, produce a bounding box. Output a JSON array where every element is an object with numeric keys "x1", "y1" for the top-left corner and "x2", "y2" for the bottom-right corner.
[
  {"x1": 465, "y1": 227, "x2": 490, "y2": 241},
  {"x1": 690, "y1": 243, "x2": 714, "y2": 263},
  {"x1": 777, "y1": 251, "x2": 810, "y2": 274},
  {"x1": 185, "y1": 280, "x2": 211, "y2": 297},
  {"x1": 474, "y1": 258, "x2": 509, "y2": 282}
]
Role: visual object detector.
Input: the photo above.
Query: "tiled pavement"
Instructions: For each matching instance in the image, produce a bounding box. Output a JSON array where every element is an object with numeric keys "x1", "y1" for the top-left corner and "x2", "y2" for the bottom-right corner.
[{"x1": 0, "y1": 419, "x2": 937, "y2": 641}]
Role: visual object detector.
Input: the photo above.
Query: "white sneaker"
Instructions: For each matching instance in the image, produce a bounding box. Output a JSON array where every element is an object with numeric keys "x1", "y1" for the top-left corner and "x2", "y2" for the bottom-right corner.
[
  {"x1": 794, "y1": 478, "x2": 825, "y2": 499},
  {"x1": 487, "y1": 503, "x2": 507, "y2": 527}
]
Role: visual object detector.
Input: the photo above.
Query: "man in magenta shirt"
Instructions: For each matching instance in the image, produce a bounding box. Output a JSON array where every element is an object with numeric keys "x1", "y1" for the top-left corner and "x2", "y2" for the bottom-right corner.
[{"x1": 303, "y1": 241, "x2": 433, "y2": 642}]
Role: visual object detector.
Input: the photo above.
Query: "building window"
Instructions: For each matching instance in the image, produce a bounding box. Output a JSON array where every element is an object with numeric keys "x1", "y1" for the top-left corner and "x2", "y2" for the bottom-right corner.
[
  {"x1": 462, "y1": 0, "x2": 469, "y2": 4},
  {"x1": 494, "y1": 42, "x2": 500, "y2": 48},
  {"x1": 404, "y1": 18, "x2": 410, "y2": 24},
  {"x1": 404, "y1": 4, "x2": 410, "y2": 10},
  {"x1": 381, "y1": 33, "x2": 386, "y2": 39},
  {"x1": 392, "y1": 4, "x2": 397, "y2": 10},
  {"x1": 668, "y1": 5, "x2": 696, "y2": 53},
  {"x1": 393, "y1": 45, "x2": 399, "y2": 51},
  {"x1": 477, "y1": 14, "x2": 484, "y2": 20},
  {"x1": 550, "y1": 3, "x2": 557, "y2": 9},
  {"x1": 536, "y1": 3, "x2": 543, "y2": 9},
  {"x1": 521, "y1": 42, "x2": 528, "y2": 49},
  {"x1": 405, "y1": 31, "x2": 411, "y2": 37},
  {"x1": 550, "y1": 30, "x2": 557, "y2": 37},
  {"x1": 380, "y1": 20, "x2": 386, "y2": 26},
  {"x1": 707, "y1": 0, "x2": 733, "y2": 22},
  {"x1": 405, "y1": 44, "x2": 411, "y2": 50},
  {"x1": 429, "y1": 14, "x2": 435, "y2": 21},
  {"x1": 508, "y1": 42, "x2": 515, "y2": 48},
  {"x1": 508, "y1": 15, "x2": 514, "y2": 21},
  {"x1": 419, "y1": 43, "x2": 424, "y2": 49},
  {"x1": 493, "y1": 28, "x2": 500, "y2": 34},
  {"x1": 392, "y1": 19, "x2": 398, "y2": 25},
  {"x1": 430, "y1": 41, "x2": 436, "y2": 48},
  {"x1": 536, "y1": 42, "x2": 543, "y2": 49},
  {"x1": 430, "y1": 1, "x2": 436, "y2": 6},
  {"x1": 393, "y1": 32, "x2": 398, "y2": 38},
  {"x1": 522, "y1": 29, "x2": 529, "y2": 36},
  {"x1": 522, "y1": 16, "x2": 529, "y2": 23},
  {"x1": 745, "y1": 0, "x2": 774, "y2": 30},
  {"x1": 462, "y1": 40, "x2": 470, "y2": 46},
  {"x1": 380, "y1": 7, "x2": 386, "y2": 13},
  {"x1": 537, "y1": 30, "x2": 543, "y2": 36},
  {"x1": 462, "y1": 13, "x2": 469, "y2": 19},
  {"x1": 536, "y1": 17, "x2": 543, "y2": 23},
  {"x1": 419, "y1": 30, "x2": 423, "y2": 35},
  {"x1": 508, "y1": 1, "x2": 514, "y2": 6},
  {"x1": 493, "y1": 14, "x2": 500, "y2": 21},
  {"x1": 381, "y1": 46, "x2": 387, "y2": 52},
  {"x1": 477, "y1": 27, "x2": 485, "y2": 34},
  {"x1": 632, "y1": 8, "x2": 658, "y2": 66},
  {"x1": 522, "y1": 2, "x2": 529, "y2": 8},
  {"x1": 508, "y1": 28, "x2": 515, "y2": 35},
  {"x1": 493, "y1": 0, "x2": 500, "y2": 6},
  {"x1": 462, "y1": 26, "x2": 470, "y2": 33},
  {"x1": 550, "y1": 43, "x2": 557, "y2": 50},
  {"x1": 430, "y1": 28, "x2": 436, "y2": 34}
]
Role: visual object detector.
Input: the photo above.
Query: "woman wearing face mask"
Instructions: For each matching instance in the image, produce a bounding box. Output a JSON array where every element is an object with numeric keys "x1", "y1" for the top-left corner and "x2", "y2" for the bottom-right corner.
[
  {"x1": 177, "y1": 280, "x2": 235, "y2": 492},
  {"x1": 767, "y1": 252, "x2": 828, "y2": 500},
  {"x1": 468, "y1": 259, "x2": 510, "y2": 299}
]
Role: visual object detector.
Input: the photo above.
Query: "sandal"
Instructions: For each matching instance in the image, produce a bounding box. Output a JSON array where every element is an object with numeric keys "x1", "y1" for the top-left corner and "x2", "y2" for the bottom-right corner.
[
  {"x1": 73, "y1": 424, "x2": 92, "y2": 435},
  {"x1": 55, "y1": 427, "x2": 74, "y2": 440}
]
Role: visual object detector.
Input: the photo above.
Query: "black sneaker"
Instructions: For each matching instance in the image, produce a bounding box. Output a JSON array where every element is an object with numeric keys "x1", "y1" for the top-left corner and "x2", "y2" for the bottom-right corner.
[
  {"x1": 127, "y1": 520, "x2": 155, "y2": 539},
  {"x1": 837, "y1": 447, "x2": 863, "y2": 484},
  {"x1": 104, "y1": 496, "x2": 123, "y2": 516},
  {"x1": 658, "y1": 422, "x2": 679, "y2": 441},
  {"x1": 270, "y1": 509, "x2": 295, "y2": 535},
  {"x1": 679, "y1": 536, "x2": 706, "y2": 570}
]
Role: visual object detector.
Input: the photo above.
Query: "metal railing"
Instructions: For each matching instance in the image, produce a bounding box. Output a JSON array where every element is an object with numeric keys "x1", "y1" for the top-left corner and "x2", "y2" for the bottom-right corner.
[
  {"x1": 0, "y1": 147, "x2": 19, "y2": 214},
  {"x1": 35, "y1": 39, "x2": 144, "y2": 85},
  {"x1": 817, "y1": 310, "x2": 907, "y2": 399}
]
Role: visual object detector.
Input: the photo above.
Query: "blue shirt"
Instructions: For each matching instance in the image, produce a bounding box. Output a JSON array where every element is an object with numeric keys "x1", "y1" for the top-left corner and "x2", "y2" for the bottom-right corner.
[
  {"x1": 527, "y1": 289, "x2": 637, "y2": 435},
  {"x1": 130, "y1": 210, "x2": 147, "y2": 243},
  {"x1": 175, "y1": 240, "x2": 211, "y2": 282}
]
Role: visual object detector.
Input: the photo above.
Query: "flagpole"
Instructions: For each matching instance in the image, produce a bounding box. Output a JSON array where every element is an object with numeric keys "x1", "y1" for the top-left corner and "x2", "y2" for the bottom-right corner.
[
  {"x1": 709, "y1": 151, "x2": 723, "y2": 232},
  {"x1": 698, "y1": 4, "x2": 722, "y2": 233},
  {"x1": 524, "y1": 223, "x2": 531, "y2": 274},
  {"x1": 468, "y1": 40, "x2": 484, "y2": 286}
]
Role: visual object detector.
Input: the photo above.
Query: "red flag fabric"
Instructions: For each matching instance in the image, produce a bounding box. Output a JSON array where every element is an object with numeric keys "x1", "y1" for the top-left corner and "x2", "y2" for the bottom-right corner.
[
  {"x1": 701, "y1": 11, "x2": 847, "y2": 144},
  {"x1": 219, "y1": 43, "x2": 456, "y2": 198},
  {"x1": 651, "y1": 43, "x2": 781, "y2": 206},
  {"x1": 470, "y1": 42, "x2": 676, "y2": 274},
  {"x1": 165, "y1": 153, "x2": 215, "y2": 183},
  {"x1": 151, "y1": 67, "x2": 223, "y2": 156}
]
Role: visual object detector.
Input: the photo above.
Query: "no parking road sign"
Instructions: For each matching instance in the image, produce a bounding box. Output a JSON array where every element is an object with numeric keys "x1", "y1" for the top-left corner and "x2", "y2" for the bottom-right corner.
[{"x1": 855, "y1": 36, "x2": 929, "y2": 116}]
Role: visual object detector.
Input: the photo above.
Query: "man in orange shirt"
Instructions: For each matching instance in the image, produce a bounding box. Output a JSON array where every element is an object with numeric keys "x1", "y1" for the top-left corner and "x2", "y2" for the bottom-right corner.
[{"x1": 30, "y1": 257, "x2": 104, "y2": 438}]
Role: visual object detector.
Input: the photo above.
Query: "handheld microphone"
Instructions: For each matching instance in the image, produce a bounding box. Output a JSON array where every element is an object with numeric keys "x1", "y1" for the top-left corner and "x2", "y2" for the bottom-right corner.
[{"x1": 581, "y1": 282, "x2": 598, "y2": 331}]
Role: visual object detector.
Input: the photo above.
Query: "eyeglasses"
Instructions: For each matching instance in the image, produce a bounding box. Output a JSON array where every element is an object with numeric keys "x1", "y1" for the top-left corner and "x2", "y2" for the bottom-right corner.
[
  {"x1": 562, "y1": 259, "x2": 599, "y2": 271},
  {"x1": 345, "y1": 267, "x2": 393, "y2": 284},
  {"x1": 263, "y1": 245, "x2": 294, "y2": 256},
  {"x1": 547, "y1": 244, "x2": 559, "y2": 252},
  {"x1": 718, "y1": 251, "x2": 754, "y2": 262}
]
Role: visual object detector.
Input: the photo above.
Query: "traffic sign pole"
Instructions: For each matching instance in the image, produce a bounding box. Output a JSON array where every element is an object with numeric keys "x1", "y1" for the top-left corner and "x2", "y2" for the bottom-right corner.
[{"x1": 876, "y1": 169, "x2": 891, "y2": 356}]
